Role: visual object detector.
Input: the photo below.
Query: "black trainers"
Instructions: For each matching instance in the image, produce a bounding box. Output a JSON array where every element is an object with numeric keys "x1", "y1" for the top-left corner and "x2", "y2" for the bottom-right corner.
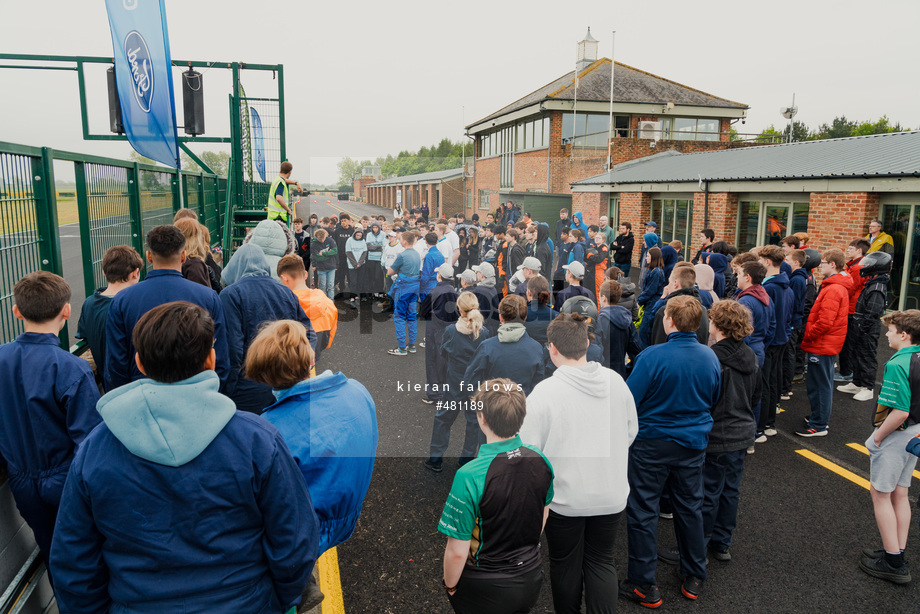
[
  {"x1": 861, "y1": 548, "x2": 906, "y2": 561},
  {"x1": 619, "y1": 581, "x2": 663, "y2": 608},
  {"x1": 657, "y1": 546, "x2": 679, "y2": 565},
  {"x1": 423, "y1": 459, "x2": 443, "y2": 473},
  {"x1": 709, "y1": 544, "x2": 731, "y2": 562},
  {"x1": 297, "y1": 576, "x2": 325, "y2": 613},
  {"x1": 859, "y1": 554, "x2": 911, "y2": 584},
  {"x1": 406, "y1": 344, "x2": 417, "y2": 353},
  {"x1": 795, "y1": 425, "x2": 828, "y2": 437},
  {"x1": 681, "y1": 577, "x2": 703, "y2": 600}
]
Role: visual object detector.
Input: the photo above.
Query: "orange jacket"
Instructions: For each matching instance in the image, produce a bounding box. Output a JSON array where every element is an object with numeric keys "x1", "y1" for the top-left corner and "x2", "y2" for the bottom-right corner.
[{"x1": 294, "y1": 288, "x2": 338, "y2": 348}]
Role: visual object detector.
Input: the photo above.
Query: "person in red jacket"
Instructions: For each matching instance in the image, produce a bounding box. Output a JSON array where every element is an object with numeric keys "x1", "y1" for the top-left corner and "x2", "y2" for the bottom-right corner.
[
  {"x1": 797, "y1": 248, "x2": 853, "y2": 437},
  {"x1": 836, "y1": 239, "x2": 870, "y2": 385}
]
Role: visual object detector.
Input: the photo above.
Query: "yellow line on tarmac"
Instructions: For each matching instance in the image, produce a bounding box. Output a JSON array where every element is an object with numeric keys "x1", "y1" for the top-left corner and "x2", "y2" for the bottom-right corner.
[
  {"x1": 795, "y1": 449, "x2": 870, "y2": 490},
  {"x1": 846, "y1": 443, "x2": 920, "y2": 480},
  {"x1": 319, "y1": 547, "x2": 346, "y2": 614}
]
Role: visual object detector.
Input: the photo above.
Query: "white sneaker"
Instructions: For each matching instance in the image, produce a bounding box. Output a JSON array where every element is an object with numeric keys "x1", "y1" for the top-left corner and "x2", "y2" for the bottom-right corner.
[
  {"x1": 755, "y1": 433, "x2": 768, "y2": 443},
  {"x1": 837, "y1": 383, "x2": 861, "y2": 394},
  {"x1": 853, "y1": 387, "x2": 875, "y2": 402},
  {"x1": 764, "y1": 427, "x2": 777, "y2": 437}
]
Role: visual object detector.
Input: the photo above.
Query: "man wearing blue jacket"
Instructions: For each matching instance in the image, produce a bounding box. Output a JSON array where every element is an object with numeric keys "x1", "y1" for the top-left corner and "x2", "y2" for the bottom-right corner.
[
  {"x1": 621, "y1": 296, "x2": 720, "y2": 607},
  {"x1": 758, "y1": 245, "x2": 794, "y2": 441},
  {"x1": 596, "y1": 279, "x2": 643, "y2": 378},
  {"x1": 420, "y1": 232, "x2": 445, "y2": 302},
  {"x1": 220, "y1": 243, "x2": 316, "y2": 414},
  {"x1": 51, "y1": 301, "x2": 318, "y2": 614},
  {"x1": 419, "y1": 264, "x2": 460, "y2": 404},
  {"x1": 105, "y1": 225, "x2": 230, "y2": 392}
]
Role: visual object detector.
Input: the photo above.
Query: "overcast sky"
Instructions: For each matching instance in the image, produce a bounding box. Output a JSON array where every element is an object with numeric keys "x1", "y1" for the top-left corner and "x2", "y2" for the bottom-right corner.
[{"x1": 2, "y1": 0, "x2": 918, "y2": 185}]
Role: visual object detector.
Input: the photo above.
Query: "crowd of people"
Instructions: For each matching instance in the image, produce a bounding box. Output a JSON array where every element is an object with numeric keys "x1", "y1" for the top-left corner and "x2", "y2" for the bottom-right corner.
[{"x1": 3, "y1": 171, "x2": 920, "y2": 613}]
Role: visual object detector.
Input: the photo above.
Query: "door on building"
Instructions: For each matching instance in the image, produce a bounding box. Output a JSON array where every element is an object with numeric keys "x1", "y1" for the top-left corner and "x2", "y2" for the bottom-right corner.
[
  {"x1": 608, "y1": 196, "x2": 619, "y2": 229},
  {"x1": 881, "y1": 202, "x2": 916, "y2": 310},
  {"x1": 736, "y1": 200, "x2": 809, "y2": 252},
  {"x1": 650, "y1": 197, "x2": 693, "y2": 260}
]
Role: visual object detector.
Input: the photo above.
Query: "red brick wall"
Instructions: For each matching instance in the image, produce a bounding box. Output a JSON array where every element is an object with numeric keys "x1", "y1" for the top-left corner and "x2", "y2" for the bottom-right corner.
[
  {"x1": 807, "y1": 192, "x2": 879, "y2": 253},
  {"x1": 619, "y1": 193, "x2": 652, "y2": 268},
  {"x1": 514, "y1": 150, "x2": 549, "y2": 191},
  {"x1": 691, "y1": 192, "x2": 739, "y2": 246},
  {"x1": 573, "y1": 192, "x2": 605, "y2": 223},
  {"x1": 473, "y1": 157, "x2": 501, "y2": 215}
]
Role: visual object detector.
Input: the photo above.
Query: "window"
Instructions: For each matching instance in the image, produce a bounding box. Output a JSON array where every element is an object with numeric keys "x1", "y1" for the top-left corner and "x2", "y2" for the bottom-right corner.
[
  {"x1": 736, "y1": 200, "x2": 810, "y2": 252},
  {"x1": 561, "y1": 113, "x2": 629, "y2": 147},
  {"x1": 651, "y1": 197, "x2": 694, "y2": 260},
  {"x1": 515, "y1": 117, "x2": 550, "y2": 151},
  {"x1": 660, "y1": 117, "x2": 721, "y2": 141},
  {"x1": 479, "y1": 189, "x2": 491, "y2": 210}
]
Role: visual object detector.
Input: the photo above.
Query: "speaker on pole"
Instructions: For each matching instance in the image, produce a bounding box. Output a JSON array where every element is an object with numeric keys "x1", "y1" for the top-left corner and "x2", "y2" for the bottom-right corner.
[
  {"x1": 183, "y1": 69, "x2": 205, "y2": 136},
  {"x1": 106, "y1": 66, "x2": 124, "y2": 134}
]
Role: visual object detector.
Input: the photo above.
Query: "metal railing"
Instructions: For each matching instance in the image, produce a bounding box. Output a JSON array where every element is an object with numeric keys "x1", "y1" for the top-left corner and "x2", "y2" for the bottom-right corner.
[{"x1": 0, "y1": 141, "x2": 228, "y2": 348}]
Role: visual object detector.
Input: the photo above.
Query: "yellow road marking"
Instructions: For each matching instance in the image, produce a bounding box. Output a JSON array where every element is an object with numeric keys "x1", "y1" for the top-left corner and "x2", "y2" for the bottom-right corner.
[
  {"x1": 795, "y1": 449, "x2": 870, "y2": 490},
  {"x1": 319, "y1": 547, "x2": 346, "y2": 614},
  {"x1": 846, "y1": 443, "x2": 920, "y2": 480}
]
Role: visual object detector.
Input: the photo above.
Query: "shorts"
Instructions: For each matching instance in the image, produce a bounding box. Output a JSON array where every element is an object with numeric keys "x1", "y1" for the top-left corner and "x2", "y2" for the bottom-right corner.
[{"x1": 866, "y1": 422, "x2": 920, "y2": 492}]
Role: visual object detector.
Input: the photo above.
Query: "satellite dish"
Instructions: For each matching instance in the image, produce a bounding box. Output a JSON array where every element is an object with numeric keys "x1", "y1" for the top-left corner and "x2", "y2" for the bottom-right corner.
[{"x1": 781, "y1": 106, "x2": 798, "y2": 120}]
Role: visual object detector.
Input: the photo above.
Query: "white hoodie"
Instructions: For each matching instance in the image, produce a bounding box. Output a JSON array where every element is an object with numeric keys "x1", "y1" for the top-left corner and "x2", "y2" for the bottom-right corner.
[{"x1": 519, "y1": 361, "x2": 637, "y2": 516}]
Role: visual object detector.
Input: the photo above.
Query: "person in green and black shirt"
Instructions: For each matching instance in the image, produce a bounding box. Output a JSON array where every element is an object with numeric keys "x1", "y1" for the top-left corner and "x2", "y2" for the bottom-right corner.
[{"x1": 438, "y1": 379, "x2": 554, "y2": 614}]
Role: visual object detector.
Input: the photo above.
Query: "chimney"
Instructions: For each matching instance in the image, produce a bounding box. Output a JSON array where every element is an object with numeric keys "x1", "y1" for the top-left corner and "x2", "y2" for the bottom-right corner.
[{"x1": 576, "y1": 27, "x2": 598, "y2": 72}]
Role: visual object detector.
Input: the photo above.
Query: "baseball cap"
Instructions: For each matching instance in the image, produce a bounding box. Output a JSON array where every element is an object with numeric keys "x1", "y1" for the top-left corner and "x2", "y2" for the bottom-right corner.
[
  {"x1": 459, "y1": 269, "x2": 478, "y2": 285},
  {"x1": 437, "y1": 263, "x2": 454, "y2": 279},
  {"x1": 645, "y1": 221, "x2": 658, "y2": 229},
  {"x1": 387, "y1": 231, "x2": 397, "y2": 237},
  {"x1": 562, "y1": 261, "x2": 585, "y2": 279},
  {"x1": 472, "y1": 262, "x2": 495, "y2": 278},
  {"x1": 518, "y1": 256, "x2": 542, "y2": 272}
]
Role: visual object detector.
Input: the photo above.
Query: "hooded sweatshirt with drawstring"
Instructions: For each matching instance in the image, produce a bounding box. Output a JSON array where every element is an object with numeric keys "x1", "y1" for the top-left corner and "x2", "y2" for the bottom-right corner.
[
  {"x1": 49, "y1": 369, "x2": 319, "y2": 613},
  {"x1": 519, "y1": 362, "x2": 638, "y2": 516},
  {"x1": 462, "y1": 322, "x2": 545, "y2": 395}
]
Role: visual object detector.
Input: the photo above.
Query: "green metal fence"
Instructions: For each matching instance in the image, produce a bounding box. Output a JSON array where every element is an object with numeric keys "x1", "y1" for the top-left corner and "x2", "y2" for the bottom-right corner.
[{"x1": 0, "y1": 141, "x2": 227, "y2": 348}]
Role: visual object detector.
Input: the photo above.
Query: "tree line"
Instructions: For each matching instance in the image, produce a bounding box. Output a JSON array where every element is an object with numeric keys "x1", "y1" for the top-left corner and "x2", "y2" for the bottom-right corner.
[
  {"x1": 336, "y1": 138, "x2": 473, "y2": 187},
  {"x1": 751, "y1": 115, "x2": 910, "y2": 143}
]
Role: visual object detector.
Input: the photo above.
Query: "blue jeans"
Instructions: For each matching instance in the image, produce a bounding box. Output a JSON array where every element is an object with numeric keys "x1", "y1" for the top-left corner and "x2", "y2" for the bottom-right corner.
[
  {"x1": 316, "y1": 269, "x2": 334, "y2": 298},
  {"x1": 627, "y1": 438, "x2": 707, "y2": 586},
  {"x1": 618, "y1": 263, "x2": 631, "y2": 278},
  {"x1": 394, "y1": 288, "x2": 418, "y2": 348},
  {"x1": 806, "y1": 353, "x2": 835, "y2": 430},
  {"x1": 428, "y1": 406, "x2": 483, "y2": 462},
  {"x1": 702, "y1": 449, "x2": 747, "y2": 551}
]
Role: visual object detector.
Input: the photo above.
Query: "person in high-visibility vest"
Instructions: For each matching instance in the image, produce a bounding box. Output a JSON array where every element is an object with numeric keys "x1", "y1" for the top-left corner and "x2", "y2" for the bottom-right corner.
[{"x1": 267, "y1": 161, "x2": 302, "y2": 222}]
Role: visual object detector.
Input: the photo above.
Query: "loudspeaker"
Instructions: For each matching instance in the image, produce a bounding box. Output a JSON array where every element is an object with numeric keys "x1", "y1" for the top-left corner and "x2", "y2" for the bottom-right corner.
[
  {"x1": 106, "y1": 67, "x2": 124, "y2": 134},
  {"x1": 183, "y1": 69, "x2": 205, "y2": 136}
]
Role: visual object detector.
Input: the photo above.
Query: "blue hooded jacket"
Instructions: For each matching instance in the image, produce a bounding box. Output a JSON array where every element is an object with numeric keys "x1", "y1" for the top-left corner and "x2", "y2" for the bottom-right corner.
[
  {"x1": 763, "y1": 271, "x2": 794, "y2": 346},
  {"x1": 704, "y1": 253, "x2": 728, "y2": 298},
  {"x1": 789, "y1": 268, "x2": 808, "y2": 328},
  {"x1": 50, "y1": 370, "x2": 318, "y2": 614},
  {"x1": 596, "y1": 305, "x2": 643, "y2": 378},
  {"x1": 637, "y1": 267, "x2": 666, "y2": 307},
  {"x1": 571, "y1": 212, "x2": 589, "y2": 235},
  {"x1": 463, "y1": 323, "x2": 545, "y2": 395},
  {"x1": 420, "y1": 245, "x2": 445, "y2": 300},
  {"x1": 660, "y1": 244, "x2": 680, "y2": 279},
  {"x1": 220, "y1": 243, "x2": 317, "y2": 414},
  {"x1": 737, "y1": 285, "x2": 775, "y2": 366},
  {"x1": 640, "y1": 232, "x2": 660, "y2": 263},
  {"x1": 627, "y1": 331, "x2": 721, "y2": 450},
  {"x1": 263, "y1": 371, "x2": 378, "y2": 555}
]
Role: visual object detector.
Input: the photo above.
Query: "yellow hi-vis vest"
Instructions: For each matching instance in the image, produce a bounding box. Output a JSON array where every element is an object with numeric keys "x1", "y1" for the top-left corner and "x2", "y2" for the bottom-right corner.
[{"x1": 267, "y1": 175, "x2": 289, "y2": 220}]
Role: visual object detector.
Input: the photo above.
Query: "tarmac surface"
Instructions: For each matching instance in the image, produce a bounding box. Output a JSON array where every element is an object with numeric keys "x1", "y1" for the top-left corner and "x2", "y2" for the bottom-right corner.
[
  {"x1": 302, "y1": 199, "x2": 920, "y2": 613},
  {"x1": 42, "y1": 196, "x2": 920, "y2": 612}
]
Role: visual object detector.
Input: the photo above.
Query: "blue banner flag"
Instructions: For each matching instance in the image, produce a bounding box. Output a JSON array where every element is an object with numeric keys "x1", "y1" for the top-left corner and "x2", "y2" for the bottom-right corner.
[
  {"x1": 105, "y1": 0, "x2": 180, "y2": 168},
  {"x1": 250, "y1": 107, "x2": 265, "y2": 182}
]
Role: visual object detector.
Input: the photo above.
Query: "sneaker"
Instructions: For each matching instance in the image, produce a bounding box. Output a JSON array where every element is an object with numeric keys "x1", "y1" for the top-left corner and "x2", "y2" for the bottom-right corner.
[
  {"x1": 388, "y1": 347, "x2": 407, "y2": 356},
  {"x1": 657, "y1": 546, "x2": 680, "y2": 566},
  {"x1": 780, "y1": 393, "x2": 792, "y2": 400},
  {"x1": 297, "y1": 577, "x2": 325, "y2": 613},
  {"x1": 754, "y1": 433, "x2": 768, "y2": 443},
  {"x1": 795, "y1": 426, "x2": 828, "y2": 437},
  {"x1": 423, "y1": 459, "x2": 443, "y2": 473},
  {"x1": 709, "y1": 545, "x2": 731, "y2": 562},
  {"x1": 764, "y1": 427, "x2": 777, "y2": 437},
  {"x1": 419, "y1": 341, "x2": 426, "y2": 348},
  {"x1": 681, "y1": 577, "x2": 703, "y2": 600},
  {"x1": 792, "y1": 373, "x2": 806, "y2": 383},
  {"x1": 406, "y1": 344, "x2": 417, "y2": 353},
  {"x1": 854, "y1": 387, "x2": 875, "y2": 402},
  {"x1": 837, "y1": 382, "x2": 861, "y2": 394},
  {"x1": 834, "y1": 372, "x2": 854, "y2": 382},
  {"x1": 859, "y1": 555, "x2": 911, "y2": 584},
  {"x1": 746, "y1": 446, "x2": 755, "y2": 455},
  {"x1": 659, "y1": 512, "x2": 673, "y2": 520},
  {"x1": 421, "y1": 397, "x2": 435, "y2": 405},
  {"x1": 619, "y1": 581, "x2": 663, "y2": 608}
]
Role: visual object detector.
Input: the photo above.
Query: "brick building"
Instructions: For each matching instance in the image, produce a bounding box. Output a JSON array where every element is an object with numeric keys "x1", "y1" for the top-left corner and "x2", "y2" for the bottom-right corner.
[
  {"x1": 571, "y1": 130, "x2": 920, "y2": 310},
  {"x1": 365, "y1": 168, "x2": 465, "y2": 219},
  {"x1": 353, "y1": 165, "x2": 382, "y2": 202},
  {"x1": 463, "y1": 29, "x2": 749, "y2": 224}
]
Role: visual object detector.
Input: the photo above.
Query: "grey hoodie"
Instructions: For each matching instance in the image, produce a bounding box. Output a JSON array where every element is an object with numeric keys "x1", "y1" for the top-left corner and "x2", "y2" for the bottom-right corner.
[
  {"x1": 98, "y1": 370, "x2": 235, "y2": 467},
  {"x1": 497, "y1": 322, "x2": 527, "y2": 343},
  {"x1": 242, "y1": 220, "x2": 296, "y2": 280},
  {"x1": 221, "y1": 242, "x2": 271, "y2": 286}
]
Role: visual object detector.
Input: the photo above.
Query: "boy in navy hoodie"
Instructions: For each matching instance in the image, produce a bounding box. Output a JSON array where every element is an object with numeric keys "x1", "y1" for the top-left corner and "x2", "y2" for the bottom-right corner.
[
  {"x1": 621, "y1": 296, "x2": 721, "y2": 607},
  {"x1": 51, "y1": 302, "x2": 318, "y2": 613},
  {"x1": 758, "y1": 245, "x2": 793, "y2": 441},
  {"x1": 596, "y1": 280, "x2": 643, "y2": 378},
  {"x1": 783, "y1": 249, "x2": 808, "y2": 397}
]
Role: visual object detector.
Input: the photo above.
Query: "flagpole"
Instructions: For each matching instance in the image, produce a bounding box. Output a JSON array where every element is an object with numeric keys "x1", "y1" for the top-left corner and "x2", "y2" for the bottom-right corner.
[{"x1": 607, "y1": 31, "x2": 616, "y2": 170}]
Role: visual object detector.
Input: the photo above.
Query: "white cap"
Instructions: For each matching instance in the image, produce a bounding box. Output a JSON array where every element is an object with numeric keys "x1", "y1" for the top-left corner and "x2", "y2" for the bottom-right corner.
[
  {"x1": 518, "y1": 256, "x2": 542, "y2": 272},
  {"x1": 562, "y1": 261, "x2": 585, "y2": 279},
  {"x1": 437, "y1": 263, "x2": 454, "y2": 279},
  {"x1": 472, "y1": 262, "x2": 495, "y2": 278}
]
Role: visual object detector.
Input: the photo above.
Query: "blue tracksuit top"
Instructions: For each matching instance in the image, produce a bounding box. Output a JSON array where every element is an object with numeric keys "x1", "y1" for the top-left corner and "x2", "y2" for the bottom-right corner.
[
  {"x1": 763, "y1": 272, "x2": 794, "y2": 346},
  {"x1": 50, "y1": 371, "x2": 318, "y2": 613},
  {"x1": 263, "y1": 371, "x2": 378, "y2": 555},
  {"x1": 104, "y1": 268, "x2": 229, "y2": 391},
  {"x1": 420, "y1": 246, "x2": 445, "y2": 299},
  {"x1": 789, "y1": 268, "x2": 808, "y2": 328},
  {"x1": 0, "y1": 332, "x2": 101, "y2": 478},
  {"x1": 463, "y1": 324, "x2": 545, "y2": 395},
  {"x1": 627, "y1": 331, "x2": 720, "y2": 450}
]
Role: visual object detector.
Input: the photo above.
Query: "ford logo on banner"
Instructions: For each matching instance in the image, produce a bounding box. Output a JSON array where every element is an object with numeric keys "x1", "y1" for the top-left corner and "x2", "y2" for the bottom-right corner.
[{"x1": 124, "y1": 30, "x2": 153, "y2": 112}]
